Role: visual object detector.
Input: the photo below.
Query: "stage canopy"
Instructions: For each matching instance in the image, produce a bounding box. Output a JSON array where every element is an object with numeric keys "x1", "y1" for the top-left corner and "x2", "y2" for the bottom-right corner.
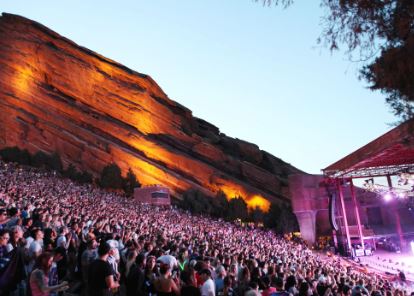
[{"x1": 323, "y1": 119, "x2": 414, "y2": 178}]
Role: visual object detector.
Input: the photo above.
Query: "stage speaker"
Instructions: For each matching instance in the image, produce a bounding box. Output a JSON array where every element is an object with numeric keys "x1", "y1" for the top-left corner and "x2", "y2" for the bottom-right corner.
[{"x1": 329, "y1": 192, "x2": 339, "y2": 231}]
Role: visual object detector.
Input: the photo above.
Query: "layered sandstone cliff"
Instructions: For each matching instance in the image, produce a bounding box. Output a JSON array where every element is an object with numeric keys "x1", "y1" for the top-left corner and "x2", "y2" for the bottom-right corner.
[{"x1": 0, "y1": 13, "x2": 301, "y2": 210}]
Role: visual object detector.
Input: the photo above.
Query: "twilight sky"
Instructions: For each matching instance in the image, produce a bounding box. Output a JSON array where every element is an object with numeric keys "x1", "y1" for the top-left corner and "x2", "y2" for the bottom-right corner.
[{"x1": 1, "y1": 1, "x2": 395, "y2": 174}]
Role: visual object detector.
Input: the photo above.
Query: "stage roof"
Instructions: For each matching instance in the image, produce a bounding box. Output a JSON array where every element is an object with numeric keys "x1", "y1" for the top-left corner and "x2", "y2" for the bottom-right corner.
[{"x1": 323, "y1": 119, "x2": 414, "y2": 178}]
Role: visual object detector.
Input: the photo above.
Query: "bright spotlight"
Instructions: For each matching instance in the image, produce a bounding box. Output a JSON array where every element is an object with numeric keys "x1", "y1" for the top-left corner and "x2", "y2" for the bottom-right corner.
[{"x1": 384, "y1": 193, "x2": 393, "y2": 201}]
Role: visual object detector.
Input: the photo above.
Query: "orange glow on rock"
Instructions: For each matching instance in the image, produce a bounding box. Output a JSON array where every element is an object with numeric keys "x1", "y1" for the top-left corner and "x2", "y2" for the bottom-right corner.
[
  {"x1": 213, "y1": 181, "x2": 270, "y2": 212},
  {"x1": 0, "y1": 14, "x2": 295, "y2": 216},
  {"x1": 248, "y1": 195, "x2": 270, "y2": 212},
  {"x1": 13, "y1": 65, "x2": 33, "y2": 95}
]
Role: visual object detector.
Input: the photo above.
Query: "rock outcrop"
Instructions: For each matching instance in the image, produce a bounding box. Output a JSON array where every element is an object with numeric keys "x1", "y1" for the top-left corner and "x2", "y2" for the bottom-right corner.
[{"x1": 0, "y1": 13, "x2": 301, "y2": 210}]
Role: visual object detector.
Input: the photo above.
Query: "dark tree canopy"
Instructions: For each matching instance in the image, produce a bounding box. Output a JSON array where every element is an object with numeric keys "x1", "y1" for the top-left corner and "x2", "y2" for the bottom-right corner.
[
  {"x1": 228, "y1": 197, "x2": 249, "y2": 221},
  {"x1": 123, "y1": 168, "x2": 141, "y2": 197},
  {"x1": 255, "y1": 0, "x2": 292, "y2": 7},
  {"x1": 99, "y1": 163, "x2": 124, "y2": 189},
  {"x1": 258, "y1": 0, "x2": 414, "y2": 120},
  {"x1": 320, "y1": 0, "x2": 414, "y2": 120},
  {"x1": 264, "y1": 203, "x2": 299, "y2": 234}
]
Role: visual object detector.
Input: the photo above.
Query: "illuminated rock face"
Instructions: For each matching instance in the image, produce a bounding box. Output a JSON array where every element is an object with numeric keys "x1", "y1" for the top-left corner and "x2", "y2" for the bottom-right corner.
[{"x1": 0, "y1": 13, "x2": 301, "y2": 210}]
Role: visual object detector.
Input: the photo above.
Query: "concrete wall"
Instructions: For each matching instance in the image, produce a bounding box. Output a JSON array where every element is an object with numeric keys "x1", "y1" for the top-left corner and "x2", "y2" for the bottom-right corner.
[
  {"x1": 134, "y1": 185, "x2": 171, "y2": 206},
  {"x1": 289, "y1": 174, "x2": 328, "y2": 244}
]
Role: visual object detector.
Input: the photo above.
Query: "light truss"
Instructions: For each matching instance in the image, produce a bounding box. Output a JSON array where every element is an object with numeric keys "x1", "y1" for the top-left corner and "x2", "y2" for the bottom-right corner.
[{"x1": 323, "y1": 163, "x2": 414, "y2": 179}]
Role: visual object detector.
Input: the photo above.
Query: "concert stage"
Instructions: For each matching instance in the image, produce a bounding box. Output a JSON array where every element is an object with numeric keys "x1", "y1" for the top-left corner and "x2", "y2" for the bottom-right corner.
[{"x1": 359, "y1": 249, "x2": 414, "y2": 281}]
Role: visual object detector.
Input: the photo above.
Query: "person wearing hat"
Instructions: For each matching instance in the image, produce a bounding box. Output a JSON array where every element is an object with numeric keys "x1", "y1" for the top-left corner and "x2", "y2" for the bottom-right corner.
[
  {"x1": 199, "y1": 269, "x2": 215, "y2": 296},
  {"x1": 88, "y1": 242, "x2": 119, "y2": 296}
]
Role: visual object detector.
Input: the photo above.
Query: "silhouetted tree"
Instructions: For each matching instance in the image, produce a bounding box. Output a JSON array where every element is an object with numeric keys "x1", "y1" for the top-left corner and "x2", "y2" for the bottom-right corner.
[
  {"x1": 19, "y1": 149, "x2": 31, "y2": 165},
  {"x1": 0, "y1": 147, "x2": 31, "y2": 165},
  {"x1": 320, "y1": 0, "x2": 414, "y2": 120},
  {"x1": 211, "y1": 190, "x2": 229, "y2": 218},
  {"x1": 227, "y1": 196, "x2": 248, "y2": 221},
  {"x1": 249, "y1": 206, "x2": 265, "y2": 224},
  {"x1": 78, "y1": 171, "x2": 93, "y2": 184},
  {"x1": 264, "y1": 202, "x2": 299, "y2": 234},
  {"x1": 31, "y1": 151, "x2": 51, "y2": 168},
  {"x1": 30, "y1": 151, "x2": 63, "y2": 172},
  {"x1": 181, "y1": 189, "x2": 214, "y2": 215},
  {"x1": 123, "y1": 168, "x2": 141, "y2": 197},
  {"x1": 264, "y1": 202, "x2": 281, "y2": 229},
  {"x1": 63, "y1": 164, "x2": 79, "y2": 180},
  {"x1": 48, "y1": 153, "x2": 63, "y2": 172},
  {"x1": 99, "y1": 163, "x2": 123, "y2": 189},
  {"x1": 279, "y1": 204, "x2": 299, "y2": 233},
  {"x1": 0, "y1": 147, "x2": 21, "y2": 162}
]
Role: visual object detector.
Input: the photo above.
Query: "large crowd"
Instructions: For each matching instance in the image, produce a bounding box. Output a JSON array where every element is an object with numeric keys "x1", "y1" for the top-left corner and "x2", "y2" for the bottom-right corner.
[{"x1": 0, "y1": 160, "x2": 411, "y2": 296}]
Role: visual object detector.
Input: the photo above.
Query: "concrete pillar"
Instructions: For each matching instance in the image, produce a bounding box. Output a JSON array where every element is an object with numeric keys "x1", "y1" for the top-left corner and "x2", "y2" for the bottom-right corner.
[
  {"x1": 350, "y1": 179, "x2": 364, "y2": 250},
  {"x1": 295, "y1": 211, "x2": 316, "y2": 244}
]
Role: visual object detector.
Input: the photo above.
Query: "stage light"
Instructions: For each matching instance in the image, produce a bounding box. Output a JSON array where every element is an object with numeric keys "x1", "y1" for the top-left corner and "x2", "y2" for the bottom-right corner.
[
  {"x1": 384, "y1": 193, "x2": 393, "y2": 201},
  {"x1": 398, "y1": 192, "x2": 407, "y2": 199}
]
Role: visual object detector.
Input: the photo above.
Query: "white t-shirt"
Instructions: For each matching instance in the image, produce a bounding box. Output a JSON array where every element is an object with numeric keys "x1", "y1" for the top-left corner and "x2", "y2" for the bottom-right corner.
[
  {"x1": 201, "y1": 278, "x2": 215, "y2": 296},
  {"x1": 29, "y1": 239, "x2": 43, "y2": 257},
  {"x1": 57, "y1": 235, "x2": 67, "y2": 249},
  {"x1": 157, "y1": 255, "x2": 178, "y2": 270}
]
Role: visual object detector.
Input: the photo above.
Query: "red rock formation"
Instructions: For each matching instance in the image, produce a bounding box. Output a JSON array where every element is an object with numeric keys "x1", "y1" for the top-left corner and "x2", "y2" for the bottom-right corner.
[{"x1": 0, "y1": 13, "x2": 301, "y2": 211}]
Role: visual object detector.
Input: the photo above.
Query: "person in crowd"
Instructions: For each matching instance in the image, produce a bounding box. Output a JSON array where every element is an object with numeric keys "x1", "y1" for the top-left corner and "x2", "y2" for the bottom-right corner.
[
  {"x1": 29, "y1": 252, "x2": 69, "y2": 296},
  {"x1": 48, "y1": 247, "x2": 67, "y2": 296},
  {"x1": 125, "y1": 253, "x2": 146, "y2": 296},
  {"x1": 0, "y1": 229, "x2": 10, "y2": 269},
  {"x1": 298, "y1": 281, "x2": 311, "y2": 296},
  {"x1": 124, "y1": 248, "x2": 137, "y2": 279},
  {"x1": 0, "y1": 209, "x2": 10, "y2": 229},
  {"x1": 7, "y1": 225, "x2": 24, "y2": 253},
  {"x1": 262, "y1": 276, "x2": 276, "y2": 296},
  {"x1": 88, "y1": 242, "x2": 119, "y2": 296},
  {"x1": 285, "y1": 274, "x2": 298, "y2": 295},
  {"x1": 56, "y1": 227, "x2": 71, "y2": 250},
  {"x1": 199, "y1": 269, "x2": 215, "y2": 296},
  {"x1": 0, "y1": 160, "x2": 413, "y2": 296},
  {"x1": 245, "y1": 281, "x2": 261, "y2": 296},
  {"x1": 28, "y1": 228, "x2": 44, "y2": 268},
  {"x1": 270, "y1": 277, "x2": 289, "y2": 296},
  {"x1": 81, "y1": 238, "x2": 97, "y2": 291},
  {"x1": 180, "y1": 269, "x2": 201, "y2": 296},
  {"x1": 215, "y1": 265, "x2": 226, "y2": 295},
  {"x1": 5, "y1": 207, "x2": 20, "y2": 229},
  {"x1": 107, "y1": 241, "x2": 121, "y2": 284},
  {"x1": 153, "y1": 263, "x2": 180, "y2": 295},
  {"x1": 219, "y1": 276, "x2": 234, "y2": 296},
  {"x1": 236, "y1": 267, "x2": 251, "y2": 296}
]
